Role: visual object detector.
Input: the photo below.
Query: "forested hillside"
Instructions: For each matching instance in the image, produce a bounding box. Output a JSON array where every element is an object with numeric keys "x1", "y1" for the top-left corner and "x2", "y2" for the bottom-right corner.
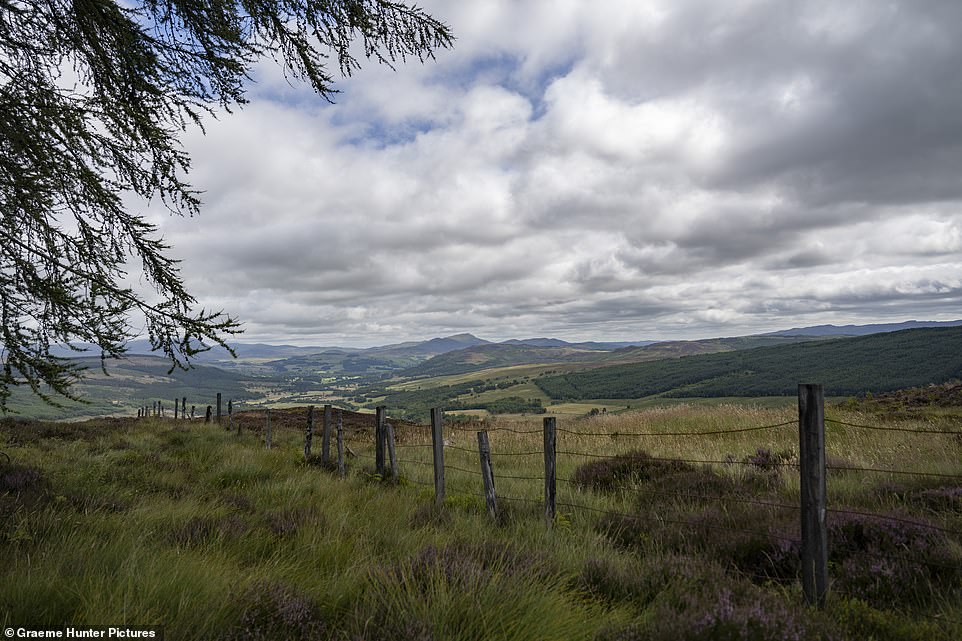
[{"x1": 535, "y1": 326, "x2": 962, "y2": 400}]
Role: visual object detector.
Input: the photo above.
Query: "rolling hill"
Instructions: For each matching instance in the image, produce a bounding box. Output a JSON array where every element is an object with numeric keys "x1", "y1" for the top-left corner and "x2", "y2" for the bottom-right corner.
[
  {"x1": 4, "y1": 355, "x2": 259, "y2": 420},
  {"x1": 535, "y1": 326, "x2": 962, "y2": 400}
]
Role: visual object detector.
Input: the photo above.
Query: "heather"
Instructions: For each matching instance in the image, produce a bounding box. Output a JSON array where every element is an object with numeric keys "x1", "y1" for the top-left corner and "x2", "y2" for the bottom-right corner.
[{"x1": 1, "y1": 403, "x2": 960, "y2": 640}]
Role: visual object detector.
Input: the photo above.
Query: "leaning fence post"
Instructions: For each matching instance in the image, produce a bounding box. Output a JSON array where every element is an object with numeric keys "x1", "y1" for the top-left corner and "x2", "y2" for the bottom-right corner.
[
  {"x1": 375, "y1": 406, "x2": 386, "y2": 476},
  {"x1": 477, "y1": 430, "x2": 498, "y2": 520},
  {"x1": 544, "y1": 416, "x2": 557, "y2": 524},
  {"x1": 265, "y1": 409, "x2": 272, "y2": 449},
  {"x1": 322, "y1": 404, "x2": 333, "y2": 465},
  {"x1": 305, "y1": 405, "x2": 315, "y2": 460},
  {"x1": 385, "y1": 422, "x2": 398, "y2": 484},
  {"x1": 431, "y1": 408, "x2": 445, "y2": 505},
  {"x1": 799, "y1": 383, "x2": 828, "y2": 609},
  {"x1": 336, "y1": 410, "x2": 345, "y2": 478}
]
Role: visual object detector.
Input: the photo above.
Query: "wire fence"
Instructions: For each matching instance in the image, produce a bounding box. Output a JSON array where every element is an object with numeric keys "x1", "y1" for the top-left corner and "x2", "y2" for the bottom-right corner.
[{"x1": 336, "y1": 395, "x2": 962, "y2": 626}]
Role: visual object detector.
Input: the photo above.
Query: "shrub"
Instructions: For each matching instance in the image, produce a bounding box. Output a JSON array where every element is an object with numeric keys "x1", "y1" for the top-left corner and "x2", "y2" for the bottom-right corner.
[
  {"x1": 831, "y1": 598, "x2": 947, "y2": 641},
  {"x1": 225, "y1": 581, "x2": 326, "y2": 641},
  {"x1": 572, "y1": 450, "x2": 694, "y2": 492},
  {"x1": 824, "y1": 511, "x2": 962, "y2": 607}
]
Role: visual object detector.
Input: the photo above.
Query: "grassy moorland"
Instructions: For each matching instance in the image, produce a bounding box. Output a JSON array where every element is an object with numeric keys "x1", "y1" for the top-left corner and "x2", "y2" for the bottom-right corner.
[{"x1": 1, "y1": 403, "x2": 960, "y2": 640}]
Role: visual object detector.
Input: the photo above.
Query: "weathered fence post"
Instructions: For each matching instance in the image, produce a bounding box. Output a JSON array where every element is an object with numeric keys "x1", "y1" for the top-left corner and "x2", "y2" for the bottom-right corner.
[
  {"x1": 385, "y1": 422, "x2": 398, "y2": 484},
  {"x1": 190, "y1": 405, "x2": 195, "y2": 420},
  {"x1": 544, "y1": 416, "x2": 557, "y2": 524},
  {"x1": 375, "y1": 406, "x2": 386, "y2": 476},
  {"x1": 182, "y1": 397, "x2": 187, "y2": 420},
  {"x1": 477, "y1": 430, "x2": 498, "y2": 520},
  {"x1": 336, "y1": 410, "x2": 345, "y2": 478},
  {"x1": 265, "y1": 409, "x2": 272, "y2": 449},
  {"x1": 304, "y1": 405, "x2": 315, "y2": 460},
  {"x1": 205, "y1": 405, "x2": 212, "y2": 424},
  {"x1": 174, "y1": 399, "x2": 179, "y2": 419},
  {"x1": 799, "y1": 383, "x2": 828, "y2": 609},
  {"x1": 431, "y1": 408, "x2": 445, "y2": 505},
  {"x1": 216, "y1": 393, "x2": 222, "y2": 424},
  {"x1": 322, "y1": 404, "x2": 333, "y2": 465},
  {"x1": 159, "y1": 400, "x2": 164, "y2": 418}
]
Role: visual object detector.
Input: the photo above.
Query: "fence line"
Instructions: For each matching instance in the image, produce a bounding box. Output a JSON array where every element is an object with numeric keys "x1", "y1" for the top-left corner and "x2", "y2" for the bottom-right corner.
[
  {"x1": 826, "y1": 418, "x2": 962, "y2": 434},
  {"x1": 153, "y1": 389, "x2": 960, "y2": 618}
]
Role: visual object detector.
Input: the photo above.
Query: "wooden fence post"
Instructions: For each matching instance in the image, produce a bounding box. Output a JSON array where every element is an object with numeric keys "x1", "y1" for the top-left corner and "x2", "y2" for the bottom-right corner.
[
  {"x1": 799, "y1": 383, "x2": 828, "y2": 609},
  {"x1": 228, "y1": 399, "x2": 234, "y2": 433},
  {"x1": 265, "y1": 409, "x2": 272, "y2": 449},
  {"x1": 375, "y1": 406, "x2": 386, "y2": 476},
  {"x1": 305, "y1": 405, "x2": 315, "y2": 460},
  {"x1": 385, "y1": 422, "x2": 398, "y2": 484},
  {"x1": 190, "y1": 405, "x2": 195, "y2": 420},
  {"x1": 477, "y1": 430, "x2": 498, "y2": 520},
  {"x1": 431, "y1": 408, "x2": 445, "y2": 505},
  {"x1": 322, "y1": 404, "x2": 332, "y2": 465},
  {"x1": 544, "y1": 416, "x2": 557, "y2": 524},
  {"x1": 216, "y1": 393, "x2": 222, "y2": 424},
  {"x1": 174, "y1": 399, "x2": 179, "y2": 419},
  {"x1": 182, "y1": 397, "x2": 187, "y2": 420},
  {"x1": 205, "y1": 405, "x2": 212, "y2": 423},
  {"x1": 336, "y1": 410, "x2": 345, "y2": 478}
]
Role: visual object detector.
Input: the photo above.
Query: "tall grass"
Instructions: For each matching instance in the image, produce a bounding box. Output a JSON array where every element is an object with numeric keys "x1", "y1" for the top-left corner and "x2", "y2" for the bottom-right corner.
[{"x1": 1, "y1": 403, "x2": 960, "y2": 640}]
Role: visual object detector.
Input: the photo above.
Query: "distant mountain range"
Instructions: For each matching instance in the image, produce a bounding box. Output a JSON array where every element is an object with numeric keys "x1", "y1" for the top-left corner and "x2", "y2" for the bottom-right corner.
[
  {"x1": 762, "y1": 319, "x2": 962, "y2": 337},
  {"x1": 14, "y1": 319, "x2": 961, "y2": 420},
  {"x1": 46, "y1": 319, "x2": 959, "y2": 364}
]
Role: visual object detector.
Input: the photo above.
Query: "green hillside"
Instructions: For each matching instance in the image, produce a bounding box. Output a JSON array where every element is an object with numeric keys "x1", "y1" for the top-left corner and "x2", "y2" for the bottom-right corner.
[
  {"x1": 535, "y1": 326, "x2": 962, "y2": 400},
  {"x1": 5, "y1": 355, "x2": 259, "y2": 420}
]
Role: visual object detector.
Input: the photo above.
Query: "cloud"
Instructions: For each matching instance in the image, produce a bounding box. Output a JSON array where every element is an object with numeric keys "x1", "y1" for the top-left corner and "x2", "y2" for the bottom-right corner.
[{"x1": 143, "y1": 0, "x2": 962, "y2": 345}]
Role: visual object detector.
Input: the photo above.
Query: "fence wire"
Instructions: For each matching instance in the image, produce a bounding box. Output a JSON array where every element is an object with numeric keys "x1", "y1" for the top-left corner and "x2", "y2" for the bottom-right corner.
[
  {"x1": 826, "y1": 418, "x2": 962, "y2": 435},
  {"x1": 557, "y1": 420, "x2": 796, "y2": 438}
]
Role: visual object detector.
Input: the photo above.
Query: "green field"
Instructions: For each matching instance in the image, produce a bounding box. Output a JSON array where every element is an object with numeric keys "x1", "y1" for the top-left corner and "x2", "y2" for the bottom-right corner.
[{"x1": 2, "y1": 402, "x2": 960, "y2": 640}]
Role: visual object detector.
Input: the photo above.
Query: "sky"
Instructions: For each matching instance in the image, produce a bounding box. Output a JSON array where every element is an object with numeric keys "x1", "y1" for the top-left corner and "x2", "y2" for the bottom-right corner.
[{"x1": 146, "y1": 0, "x2": 962, "y2": 347}]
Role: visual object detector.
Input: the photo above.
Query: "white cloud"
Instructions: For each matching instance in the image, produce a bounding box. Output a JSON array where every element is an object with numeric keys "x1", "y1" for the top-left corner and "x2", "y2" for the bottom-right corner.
[{"x1": 144, "y1": 0, "x2": 962, "y2": 346}]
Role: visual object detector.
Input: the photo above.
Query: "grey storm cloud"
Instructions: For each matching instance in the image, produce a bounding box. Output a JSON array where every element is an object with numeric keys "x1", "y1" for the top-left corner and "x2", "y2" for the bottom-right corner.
[{"x1": 143, "y1": 0, "x2": 962, "y2": 345}]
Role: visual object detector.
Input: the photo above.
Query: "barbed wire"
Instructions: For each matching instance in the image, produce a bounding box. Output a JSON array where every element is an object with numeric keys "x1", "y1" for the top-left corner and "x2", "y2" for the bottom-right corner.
[
  {"x1": 840, "y1": 545, "x2": 962, "y2": 573},
  {"x1": 395, "y1": 443, "x2": 433, "y2": 449},
  {"x1": 443, "y1": 463, "x2": 483, "y2": 477},
  {"x1": 396, "y1": 458, "x2": 434, "y2": 468},
  {"x1": 826, "y1": 507, "x2": 962, "y2": 538},
  {"x1": 558, "y1": 420, "x2": 796, "y2": 438},
  {"x1": 557, "y1": 450, "x2": 800, "y2": 468},
  {"x1": 827, "y1": 465, "x2": 962, "y2": 480},
  {"x1": 447, "y1": 425, "x2": 542, "y2": 435},
  {"x1": 555, "y1": 499, "x2": 801, "y2": 544},
  {"x1": 577, "y1": 483, "x2": 800, "y2": 512},
  {"x1": 489, "y1": 450, "x2": 543, "y2": 457},
  {"x1": 444, "y1": 444, "x2": 477, "y2": 454},
  {"x1": 826, "y1": 418, "x2": 962, "y2": 435}
]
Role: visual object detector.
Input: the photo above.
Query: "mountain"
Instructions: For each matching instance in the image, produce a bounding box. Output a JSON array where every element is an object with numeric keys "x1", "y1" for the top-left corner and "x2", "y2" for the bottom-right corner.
[
  {"x1": 536, "y1": 326, "x2": 962, "y2": 400},
  {"x1": 401, "y1": 343, "x2": 606, "y2": 378},
  {"x1": 763, "y1": 319, "x2": 962, "y2": 337},
  {"x1": 501, "y1": 338, "x2": 655, "y2": 350},
  {"x1": 367, "y1": 333, "x2": 490, "y2": 356}
]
